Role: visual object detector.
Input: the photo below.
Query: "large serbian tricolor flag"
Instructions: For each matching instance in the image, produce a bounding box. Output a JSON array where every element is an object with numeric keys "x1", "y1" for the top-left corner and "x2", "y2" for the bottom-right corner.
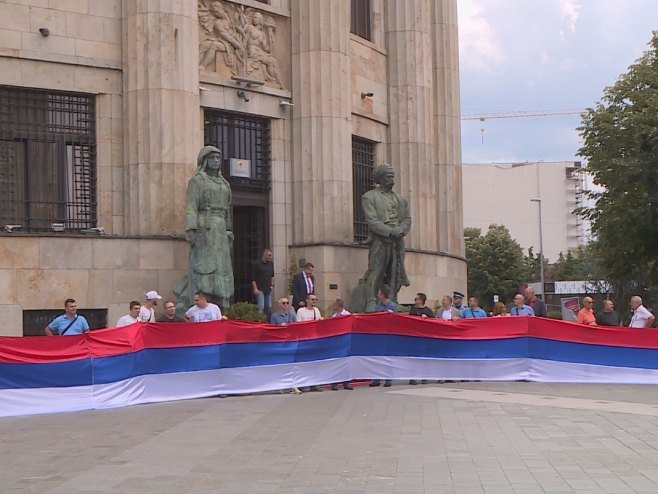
[{"x1": 1, "y1": 314, "x2": 658, "y2": 417}]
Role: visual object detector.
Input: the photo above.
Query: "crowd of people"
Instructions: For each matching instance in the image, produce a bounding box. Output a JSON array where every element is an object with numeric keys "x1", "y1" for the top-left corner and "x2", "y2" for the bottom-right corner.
[
  {"x1": 44, "y1": 290, "x2": 227, "y2": 336},
  {"x1": 41, "y1": 264, "x2": 658, "y2": 396},
  {"x1": 44, "y1": 249, "x2": 657, "y2": 339}
]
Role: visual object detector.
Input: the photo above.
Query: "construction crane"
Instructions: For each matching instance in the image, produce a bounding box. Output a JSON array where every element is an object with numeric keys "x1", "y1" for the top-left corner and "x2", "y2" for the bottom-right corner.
[
  {"x1": 461, "y1": 109, "x2": 588, "y2": 144},
  {"x1": 461, "y1": 108, "x2": 587, "y2": 121}
]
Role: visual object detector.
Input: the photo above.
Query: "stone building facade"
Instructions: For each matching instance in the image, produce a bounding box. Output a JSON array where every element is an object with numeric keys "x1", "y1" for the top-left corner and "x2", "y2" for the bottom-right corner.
[{"x1": 0, "y1": 0, "x2": 465, "y2": 336}]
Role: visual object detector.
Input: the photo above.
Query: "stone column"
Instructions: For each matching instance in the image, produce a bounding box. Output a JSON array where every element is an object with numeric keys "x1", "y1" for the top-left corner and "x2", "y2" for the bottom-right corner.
[
  {"x1": 385, "y1": 0, "x2": 437, "y2": 252},
  {"x1": 432, "y1": 0, "x2": 464, "y2": 256},
  {"x1": 290, "y1": 0, "x2": 352, "y2": 244},
  {"x1": 122, "y1": 1, "x2": 201, "y2": 236}
]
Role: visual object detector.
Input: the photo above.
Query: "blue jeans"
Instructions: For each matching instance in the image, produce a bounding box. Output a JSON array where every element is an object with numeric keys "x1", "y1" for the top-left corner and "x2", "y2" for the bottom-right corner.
[{"x1": 256, "y1": 290, "x2": 272, "y2": 316}]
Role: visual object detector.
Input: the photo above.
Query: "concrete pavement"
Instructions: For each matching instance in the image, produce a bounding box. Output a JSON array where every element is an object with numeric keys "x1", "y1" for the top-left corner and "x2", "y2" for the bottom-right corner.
[{"x1": 3, "y1": 381, "x2": 658, "y2": 493}]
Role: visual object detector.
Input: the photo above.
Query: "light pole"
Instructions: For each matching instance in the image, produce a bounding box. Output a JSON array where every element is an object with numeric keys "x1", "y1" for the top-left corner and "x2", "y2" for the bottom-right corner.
[{"x1": 530, "y1": 198, "x2": 545, "y2": 298}]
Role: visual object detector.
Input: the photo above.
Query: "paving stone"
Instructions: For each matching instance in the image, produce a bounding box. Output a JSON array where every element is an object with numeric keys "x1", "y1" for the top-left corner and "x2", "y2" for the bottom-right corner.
[{"x1": 3, "y1": 382, "x2": 658, "y2": 492}]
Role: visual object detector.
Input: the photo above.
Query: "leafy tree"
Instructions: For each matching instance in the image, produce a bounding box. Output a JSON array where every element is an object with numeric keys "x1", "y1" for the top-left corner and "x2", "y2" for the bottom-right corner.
[
  {"x1": 465, "y1": 225, "x2": 528, "y2": 310},
  {"x1": 577, "y1": 32, "x2": 658, "y2": 298},
  {"x1": 524, "y1": 246, "x2": 547, "y2": 283}
]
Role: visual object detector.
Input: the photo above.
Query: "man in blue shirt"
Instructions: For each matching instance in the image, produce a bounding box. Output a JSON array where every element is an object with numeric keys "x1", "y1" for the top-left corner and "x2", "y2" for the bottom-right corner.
[
  {"x1": 510, "y1": 293, "x2": 535, "y2": 316},
  {"x1": 45, "y1": 298, "x2": 90, "y2": 335},
  {"x1": 371, "y1": 286, "x2": 397, "y2": 387},
  {"x1": 375, "y1": 285, "x2": 398, "y2": 313},
  {"x1": 460, "y1": 296, "x2": 487, "y2": 318},
  {"x1": 270, "y1": 297, "x2": 297, "y2": 325}
]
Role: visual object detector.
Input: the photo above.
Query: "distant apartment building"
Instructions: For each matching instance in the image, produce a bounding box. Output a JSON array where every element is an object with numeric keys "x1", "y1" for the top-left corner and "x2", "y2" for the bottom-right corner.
[{"x1": 462, "y1": 161, "x2": 588, "y2": 262}]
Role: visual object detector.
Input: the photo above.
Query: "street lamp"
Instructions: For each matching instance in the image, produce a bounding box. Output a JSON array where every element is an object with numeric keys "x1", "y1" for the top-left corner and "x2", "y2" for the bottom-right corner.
[{"x1": 530, "y1": 198, "x2": 545, "y2": 298}]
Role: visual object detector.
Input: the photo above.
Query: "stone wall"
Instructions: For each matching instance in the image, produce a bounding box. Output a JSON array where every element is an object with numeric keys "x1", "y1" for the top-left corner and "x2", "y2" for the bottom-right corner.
[{"x1": 0, "y1": 236, "x2": 187, "y2": 336}]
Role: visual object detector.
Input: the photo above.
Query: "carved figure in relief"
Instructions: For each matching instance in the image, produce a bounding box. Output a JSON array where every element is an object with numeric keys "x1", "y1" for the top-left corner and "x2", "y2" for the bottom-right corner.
[
  {"x1": 199, "y1": 1, "x2": 244, "y2": 73},
  {"x1": 198, "y1": 0, "x2": 285, "y2": 89},
  {"x1": 244, "y1": 12, "x2": 283, "y2": 88}
]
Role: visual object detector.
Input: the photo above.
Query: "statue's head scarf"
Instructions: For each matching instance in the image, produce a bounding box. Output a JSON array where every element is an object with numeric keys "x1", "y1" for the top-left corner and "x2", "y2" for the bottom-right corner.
[
  {"x1": 196, "y1": 146, "x2": 222, "y2": 172},
  {"x1": 373, "y1": 163, "x2": 394, "y2": 184}
]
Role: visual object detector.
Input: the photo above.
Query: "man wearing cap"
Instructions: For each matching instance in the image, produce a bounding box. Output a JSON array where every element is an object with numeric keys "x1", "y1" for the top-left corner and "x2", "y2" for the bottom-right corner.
[
  {"x1": 139, "y1": 290, "x2": 161, "y2": 322},
  {"x1": 452, "y1": 291, "x2": 465, "y2": 312}
]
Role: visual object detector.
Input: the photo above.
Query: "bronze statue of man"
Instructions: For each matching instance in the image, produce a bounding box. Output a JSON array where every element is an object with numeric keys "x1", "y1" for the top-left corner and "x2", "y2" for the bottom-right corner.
[
  {"x1": 185, "y1": 145, "x2": 234, "y2": 308},
  {"x1": 352, "y1": 163, "x2": 411, "y2": 312}
]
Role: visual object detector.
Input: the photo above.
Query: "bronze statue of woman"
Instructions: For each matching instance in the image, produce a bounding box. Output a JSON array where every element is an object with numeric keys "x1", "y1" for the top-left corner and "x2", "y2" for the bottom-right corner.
[{"x1": 185, "y1": 145, "x2": 234, "y2": 308}]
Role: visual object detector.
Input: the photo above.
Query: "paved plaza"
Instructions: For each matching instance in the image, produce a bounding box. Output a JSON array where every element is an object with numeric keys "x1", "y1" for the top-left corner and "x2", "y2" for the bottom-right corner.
[{"x1": 4, "y1": 382, "x2": 658, "y2": 493}]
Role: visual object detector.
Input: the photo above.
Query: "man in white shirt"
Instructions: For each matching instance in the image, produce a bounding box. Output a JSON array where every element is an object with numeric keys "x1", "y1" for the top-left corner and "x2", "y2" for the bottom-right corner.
[
  {"x1": 330, "y1": 299, "x2": 353, "y2": 391},
  {"x1": 330, "y1": 298, "x2": 350, "y2": 318},
  {"x1": 296, "y1": 293, "x2": 324, "y2": 392},
  {"x1": 185, "y1": 291, "x2": 226, "y2": 322},
  {"x1": 116, "y1": 301, "x2": 141, "y2": 327},
  {"x1": 629, "y1": 295, "x2": 656, "y2": 328},
  {"x1": 139, "y1": 290, "x2": 162, "y2": 322},
  {"x1": 296, "y1": 294, "x2": 323, "y2": 322}
]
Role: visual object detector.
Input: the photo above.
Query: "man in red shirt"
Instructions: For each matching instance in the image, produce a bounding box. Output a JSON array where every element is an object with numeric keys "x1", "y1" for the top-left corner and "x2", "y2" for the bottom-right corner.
[{"x1": 576, "y1": 296, "x2": 597, "y2": 326}]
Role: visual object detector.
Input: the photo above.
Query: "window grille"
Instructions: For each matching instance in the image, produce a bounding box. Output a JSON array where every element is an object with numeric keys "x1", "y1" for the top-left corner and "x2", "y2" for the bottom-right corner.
[
  {"x1": 350, "y1": 0, "x2": 372, "y2": 41},
  {"x1": 203, "y1": 109, "x2": 271, "y2": 193},
  {"x1": 352, "y1": 136, "x2": 375, "y2": 243},
  {"x1": 0, "y1": 86, "x2": 96, "y2": 232}
]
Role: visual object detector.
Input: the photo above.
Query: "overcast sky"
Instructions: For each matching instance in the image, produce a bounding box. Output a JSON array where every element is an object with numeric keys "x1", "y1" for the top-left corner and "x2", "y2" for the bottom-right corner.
[{"x1": 458, "y1": 0, "x2": 658, "y2": 164}]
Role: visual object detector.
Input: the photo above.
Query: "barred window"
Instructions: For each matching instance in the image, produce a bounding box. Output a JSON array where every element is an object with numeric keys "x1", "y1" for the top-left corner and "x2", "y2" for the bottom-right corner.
[
  {"x1": 204, "y1": 109, "x2": 271, "y2": 193},
  {"x1": 0, "y1": 86, "x2": 96, "y2": 232},
  {"x1": 353, "y1": 136, "x2": 375, "y2": 243},
  {"x1": 350, "y1": 0, "x2": 372, "y2": 41}
]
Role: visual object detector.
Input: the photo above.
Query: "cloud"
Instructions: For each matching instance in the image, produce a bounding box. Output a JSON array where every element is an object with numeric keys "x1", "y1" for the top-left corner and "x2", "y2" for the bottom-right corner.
[
  {"x1": 458, "y1": 0, "x2": 658, "y2": 163},
  {"x1": 458, "y1": 0, "x2": 506, "y2": 73},
  {"x1": 560, "y1": 0, "x2": 581, "y2": 33}
]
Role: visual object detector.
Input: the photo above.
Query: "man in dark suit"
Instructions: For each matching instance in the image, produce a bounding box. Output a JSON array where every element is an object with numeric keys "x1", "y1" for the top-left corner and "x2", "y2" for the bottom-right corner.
[{"x1": 292, "y1": 262, "x2": 315, "y2": 309}]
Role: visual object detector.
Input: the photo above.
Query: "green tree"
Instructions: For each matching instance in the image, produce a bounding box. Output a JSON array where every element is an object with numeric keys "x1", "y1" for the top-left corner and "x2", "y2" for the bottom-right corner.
[
  {"x1": 465, "y1": 225, "x2": 528, "y2": 310},
  {"x1": 524, "y1": 247, "x2": 542, "y2": 282},
  {"x1": 577, "y1": 32, "x2": 658, "y2": 297}
]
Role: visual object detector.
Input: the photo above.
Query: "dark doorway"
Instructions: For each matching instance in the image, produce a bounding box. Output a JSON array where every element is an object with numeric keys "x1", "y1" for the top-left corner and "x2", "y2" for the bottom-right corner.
[{"x1": 232, "y1": 205, "x2": 266, "y2": 304}]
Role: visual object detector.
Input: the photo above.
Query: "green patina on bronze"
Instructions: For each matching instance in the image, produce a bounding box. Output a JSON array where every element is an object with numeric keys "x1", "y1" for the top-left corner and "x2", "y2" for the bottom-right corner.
[
  {"x1": 175, "y1": 146, "x2": 234, "y2": 313},
  {"x1": 351, "y1": 163, "x2": 411, "y2": 312}
]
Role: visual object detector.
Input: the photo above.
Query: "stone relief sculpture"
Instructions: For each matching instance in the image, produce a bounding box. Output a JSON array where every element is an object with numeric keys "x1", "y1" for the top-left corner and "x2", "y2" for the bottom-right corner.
[
  {"x1": 174, "y1": 146, "x2": 234, "y2": 315},
  {"x1": 198, "y1": 0, "x2": 284, "y2": 89},
  {"x1": 350, "y1": 164, "x2": 412, "y2": 313},
  {"x1": 199, "y1": 1, "x2": 244, "y2": 73}
]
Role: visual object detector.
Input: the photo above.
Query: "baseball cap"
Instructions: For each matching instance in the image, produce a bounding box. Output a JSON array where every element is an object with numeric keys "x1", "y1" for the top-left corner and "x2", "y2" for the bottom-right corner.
[{"x1": 145, "y1": 290, "x2": 162, "y2": 300}]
